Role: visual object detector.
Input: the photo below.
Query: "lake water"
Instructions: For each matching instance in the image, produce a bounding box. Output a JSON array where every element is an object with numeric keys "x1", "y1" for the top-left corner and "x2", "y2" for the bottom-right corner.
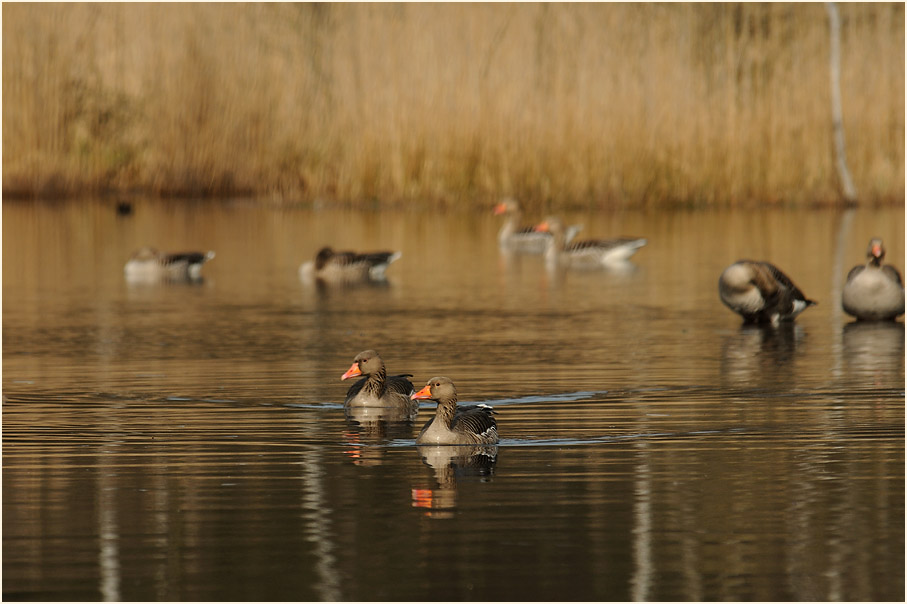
[{"x1": 2, "y1": 199, "x2": 904, "y2": 601}]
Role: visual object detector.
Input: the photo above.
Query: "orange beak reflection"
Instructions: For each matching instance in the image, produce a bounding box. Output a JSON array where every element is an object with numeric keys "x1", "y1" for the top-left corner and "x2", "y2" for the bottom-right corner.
[
  {"x1": 341, "y1": 362, "x2": 362, "y2": 381},
  {"x1": 534, "y1": 221, "x2": 551, "y2": 233},
  {"x1": 411, "y1": 384, "x2": 432, "y2": 400}
]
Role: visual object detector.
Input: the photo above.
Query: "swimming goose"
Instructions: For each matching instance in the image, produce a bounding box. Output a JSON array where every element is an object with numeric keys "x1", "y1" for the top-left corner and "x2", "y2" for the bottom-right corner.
[
  {"x1": 300, "y1": 247, "x2": 401, "y2": 284},
  {"x1": 341, "y1": 350, "x2": 417, "y2": 415},
  {"x1": 411, "y1": 376, "x2": 498, "y2": 445},
  {"x1": 842, "y1": 238, "x2": 904, "y2": 321},
  {"x1": 534, "y1": 216, "x2": 646, "y2": 267},
  {"x1": 124, "y1": 246, "x2": 215, "y2": 282},
  {"x1": 719, "y1": 260, "x2": 816, "y2": 324},
  {"x1": 494, "y1": 198, "x2": 581, "y2": 253}
]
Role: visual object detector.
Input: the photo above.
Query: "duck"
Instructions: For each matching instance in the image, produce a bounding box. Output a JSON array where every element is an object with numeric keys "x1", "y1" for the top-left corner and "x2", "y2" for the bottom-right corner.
[
  {"x1": 842, "y1": 237, "x2": 904, "y2": 321},
  {"x1": 124, "y1": 246, "x2": 215, "y2": 282},
  {"x1": 411, "y1": 376, "x2": 498, "y2": 445},
  {"x1": 719, "y1": 260, "x2": 816, "y2": 325},
  {"x1": 493, "y1": 198, "x2": 581, "y2": 253},
  {"x1": 300, "y1": 246, "x2": 401, "y2": 284},
  {"x1": 534, "y1": 216, "x2": 646, "y2": 267},
  {"x1": 341, "y1": 350, "x2": 417, "y2": 415}
]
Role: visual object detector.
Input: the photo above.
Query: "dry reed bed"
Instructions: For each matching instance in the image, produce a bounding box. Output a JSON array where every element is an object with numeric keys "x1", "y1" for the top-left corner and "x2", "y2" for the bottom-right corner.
[{"x1": 2, "y1": 3, "x2": 903, "y2": 207}]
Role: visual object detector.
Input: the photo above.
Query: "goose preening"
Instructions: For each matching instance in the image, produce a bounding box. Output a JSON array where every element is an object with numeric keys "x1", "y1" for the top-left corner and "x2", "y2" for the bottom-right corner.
[
  {"x1": 534, "y1": 216, "x2": 646, "y2": 267},
  {"x1": 718, "y1": 260, "x2": 816, "y2": 325},
  {"x1": 411, "y1": 376, "x2": 498, "y2": 445},
  {"x1": 341, "y1": 350, "x2": 417, "y2": 416},
  {"x1": 124, "y1": 247, "x2": 215, "y2": 282},
  {"x1": 300, "y1": 246, "x2": 401, "y2": 284},
  {"x1": 842, "y1": 238, "x2": 904, "y2": 321},
  {"x1": 494, "y1": 198, "x2": 581, "y2": 253}
]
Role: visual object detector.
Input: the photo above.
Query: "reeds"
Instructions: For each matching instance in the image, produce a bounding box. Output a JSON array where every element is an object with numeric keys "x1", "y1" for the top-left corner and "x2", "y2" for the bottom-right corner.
[{"x1": 2, "y1": 3, "x2": 903, "y2": 207}]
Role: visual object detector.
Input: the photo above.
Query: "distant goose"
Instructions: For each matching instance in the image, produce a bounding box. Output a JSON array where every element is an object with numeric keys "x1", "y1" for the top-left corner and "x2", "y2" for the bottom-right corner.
[
  {"x1": 300, "y1": 246, "x2": 401, "y2": 284},
  {"x1": 534, "y1": 216, "x2": 646, "y2": 267},
  {"x1": 719, "y1": 260, "x2": 816, "y2": 325},
  {"x1": 842, "y1": 238, "x2": 904, "y2": 321},
  {"x1": 342, "y1": 350, "x2": 417, "y2": 415},
  {"x1": 411, "y1": 376, "x2": 498, "y2": 445},
  {"x1": 494, "y1": 198, "x2": 581, "y2": 253},
  {"x1": 124, "y1": 246, "x2": 215, "y2": 282}
]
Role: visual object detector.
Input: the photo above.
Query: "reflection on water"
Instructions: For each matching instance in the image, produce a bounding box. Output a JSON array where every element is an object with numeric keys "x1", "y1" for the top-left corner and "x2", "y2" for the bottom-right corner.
[
  {"x1": 842, "y1": 320, "x2": 905, "y2": 383},
  {"x1": 719, "y1": 323, "x2": 805, "y2": 387},
  {"x1": 412, "y1": 445, "x2": 498, "y2": 519},
  {"x1": 2, "y1": 199, "x2": 903, "y2": 601}
]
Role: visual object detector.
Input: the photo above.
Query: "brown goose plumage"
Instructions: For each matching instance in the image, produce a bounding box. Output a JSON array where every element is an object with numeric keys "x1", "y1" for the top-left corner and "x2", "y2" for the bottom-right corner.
[
  {"x1": 719, "y1": 260, "x2": 816, "y2": 324},
  {"x1": 341, "y1": 350, "x2": 417, "y2": 415},
  {"x1": 411, "y1": 376, "x2": 498, "y2": 445},
  {"x1": 494, "y1": 199, "x2": 581, "y2": 253},
  {"x1": 534, "y1": 216, "x2": 646, "y2": 267},
  {"x1": 124, "y1": 246, "x2": 215, "y2": 282},
  {"x1": 842, "y1": 238, "x2": 905, "y2": 321},
  {"x1": 301, "y1": 247, "x2": 401, "y2": 284}
]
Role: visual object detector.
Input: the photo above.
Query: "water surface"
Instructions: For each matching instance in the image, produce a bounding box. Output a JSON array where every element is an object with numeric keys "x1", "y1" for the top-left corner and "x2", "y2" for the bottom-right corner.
[{"x1": 3, "y1": 199, "x2": 904, "y2": 600}]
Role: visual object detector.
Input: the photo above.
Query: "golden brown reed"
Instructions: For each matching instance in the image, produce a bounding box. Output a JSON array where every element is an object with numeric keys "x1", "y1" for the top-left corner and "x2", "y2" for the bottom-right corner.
[{"x1": 2, "y1": 3, "x2": 903, "y2": 207}]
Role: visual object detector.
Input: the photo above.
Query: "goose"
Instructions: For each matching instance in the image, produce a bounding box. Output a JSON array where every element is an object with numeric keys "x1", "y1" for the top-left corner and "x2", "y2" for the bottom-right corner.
[
  {"x1": 534, "y1": 216, "x2": 646, "y2": 267},
  {"x1": 341, "y1": 350, "x2": 417, "y2": 415},
  {"x1": 493, "y1": 198, "x2": 581, "y2": 253},
  {"x1": 842, "y1": 238, "x2": 904, "y2": 320},
  {"x1": 124, "y1": 246, "x2": 215, "y2": 282},
  {"x1": 411, "y1": 376, "x2": 498, "y2": 445},
  {"x1": 300, "y1": 247, "x2": 401, "y2": 284},
  {"x1": 719, "y1": 260, "x2": 816, "y2": 325}
]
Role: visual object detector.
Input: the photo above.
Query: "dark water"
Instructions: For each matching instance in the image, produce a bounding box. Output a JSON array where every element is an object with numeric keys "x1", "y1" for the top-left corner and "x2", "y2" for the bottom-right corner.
[{"x1": 3, "y1": 199, "x2": 904, "y2": 601}]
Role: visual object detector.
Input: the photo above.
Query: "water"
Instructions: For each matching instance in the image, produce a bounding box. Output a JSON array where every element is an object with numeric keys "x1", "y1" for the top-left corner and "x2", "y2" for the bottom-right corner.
[{"x1": 3, "y1": 199, "x2": 904, "y2": 601}]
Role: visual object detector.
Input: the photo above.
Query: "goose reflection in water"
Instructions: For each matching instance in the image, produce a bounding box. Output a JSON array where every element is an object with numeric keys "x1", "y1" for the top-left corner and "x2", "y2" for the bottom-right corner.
[
  {"x1": 842, "y1": 320, "x2": 904, "y2": 384},
  {"x1": 719, "y1": 322, "x2": 805, "y2": 387},
  {"x1": 412, "y1": 444, "x2": 498, "y2": 519}
]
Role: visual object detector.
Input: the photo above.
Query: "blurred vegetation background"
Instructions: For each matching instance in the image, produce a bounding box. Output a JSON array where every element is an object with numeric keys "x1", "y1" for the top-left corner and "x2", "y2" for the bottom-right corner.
[{"x1": 2, "y1": 3, "x2": 903, "y2": 207}]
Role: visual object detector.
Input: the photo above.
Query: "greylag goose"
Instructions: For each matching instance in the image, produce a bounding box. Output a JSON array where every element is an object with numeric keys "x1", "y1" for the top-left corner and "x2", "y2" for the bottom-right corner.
[
  {"x1": 300, "y1": 246, "x2": 401, "y2": 284},
  {"x1": 124, "y1": 246, "x2": 215, "y2": 282},
  {"x1": 719, "y1": 260, "x2": 816, "y2": 324},
  {"x1": 494, "y1": 198, "x2": 581, "y2": 253},
  {"x1": 842, "y1": 238, "x2": 904, "y2": 320},
  {"x1": 411, "y1": 377, "x2": 498, "y2": 445},
  {"x1": 534, "y1": 216, "x2": 646, "y2": 267},
  {"x1": 341, "y1": 350, "x2": 417, "y2": 414}
]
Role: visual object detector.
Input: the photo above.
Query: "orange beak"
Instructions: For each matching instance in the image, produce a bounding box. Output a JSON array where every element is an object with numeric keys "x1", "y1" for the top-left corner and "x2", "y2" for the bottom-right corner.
[
  {"x1": 534, "y1": 221, "x2": 551, "y2": 233},
  {"x1": 411, "y1": 384, "x2": 433, "y2": 400},
  {"x1": 872, "y1": 243, "x2": 883, "y2": 257},
  {"x1": 493, "y1": 203, "x2": 507, "y2": 215},
  {"x1": 341, "y1": 362, "x2": 361, "y2": 381}
]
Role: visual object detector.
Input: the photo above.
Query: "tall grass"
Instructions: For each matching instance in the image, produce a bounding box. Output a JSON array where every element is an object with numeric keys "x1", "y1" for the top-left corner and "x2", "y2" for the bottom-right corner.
[{"x1": 2, "y1": 3, "x2": 903, "y2": 207}]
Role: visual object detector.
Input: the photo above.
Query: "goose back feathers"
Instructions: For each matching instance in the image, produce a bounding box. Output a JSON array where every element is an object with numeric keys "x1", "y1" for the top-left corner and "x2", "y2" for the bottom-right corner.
[{"x1": 719, "y1": 260, "x2": 816, "y2": 324}]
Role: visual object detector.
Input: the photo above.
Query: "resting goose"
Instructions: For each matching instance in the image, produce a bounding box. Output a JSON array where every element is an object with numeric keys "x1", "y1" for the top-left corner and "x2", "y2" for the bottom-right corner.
[
  {"x1": 494, "y1": 198, "x2": 581, "y2": 253},
  {"x1": 124, "y1": 246, "x2": 215, "y2": 282},
  {"x1": 411, "y1": 376, "x2": 498, "y2": 445},
  {"x1": 341, "y1": 350, "x2": 417, "y2": 415},
  {"x1": 842, "y1": 238, "x2": 905, "y2": 321},
  {"x1": 534, "y1": 216, "x2": 646, "y2": 267},
  {"x1": 719, "y1": 260, "x2": 816, "y2": 325},
  {"x1": 300, "y1": 247, "x2": 401, "y2": 284}
]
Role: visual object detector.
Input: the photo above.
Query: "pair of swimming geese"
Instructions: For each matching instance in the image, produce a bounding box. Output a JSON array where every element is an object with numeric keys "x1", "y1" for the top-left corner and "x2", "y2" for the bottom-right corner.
[{"x1": 342, "y1": 350, "x2": 498, "y2": 446}]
